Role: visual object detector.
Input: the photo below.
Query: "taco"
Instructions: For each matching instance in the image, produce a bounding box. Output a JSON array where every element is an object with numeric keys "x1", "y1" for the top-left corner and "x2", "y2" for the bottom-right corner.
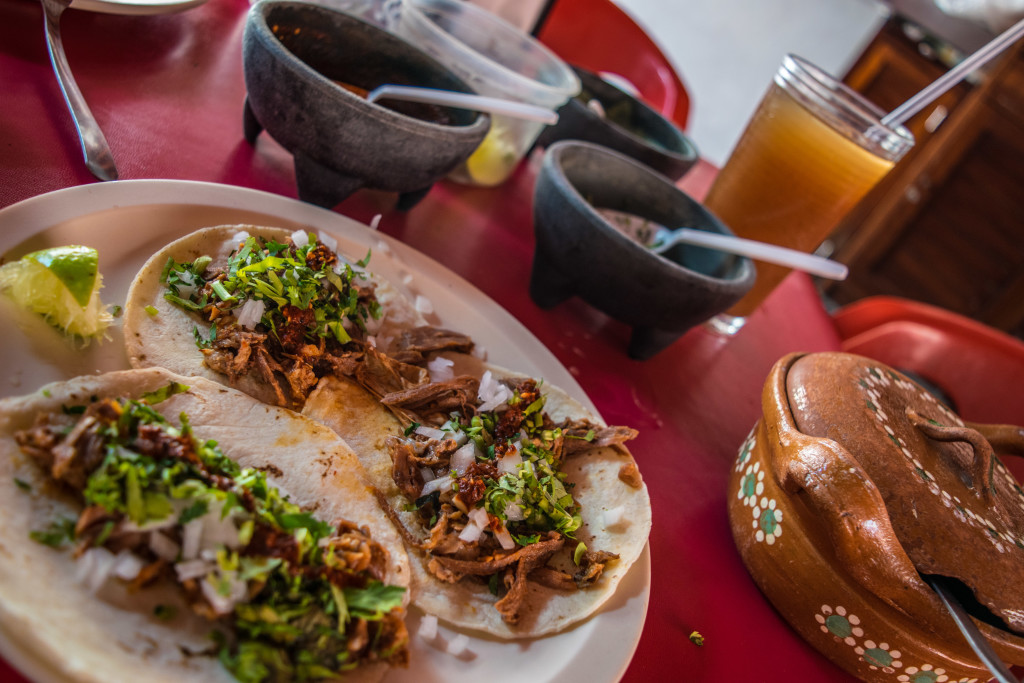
[
  {"x1": 301, "y1": 352, "x2": 652, "y2": 638},
  {"x1": 123, "y1": 225, "x2": 473, "y2": 409},
  {"x1": 0, "y1": 367, "x2": 410, "y2": 683}
]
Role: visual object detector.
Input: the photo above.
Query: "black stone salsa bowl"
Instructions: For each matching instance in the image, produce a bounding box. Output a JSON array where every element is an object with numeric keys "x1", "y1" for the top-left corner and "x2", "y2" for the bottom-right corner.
[
  {"x1": 243, "y1": 1, "x2": 490, "y2": 209},
  {"x1": 531, "y1": 141, "x2": 755, "y2": 359}
]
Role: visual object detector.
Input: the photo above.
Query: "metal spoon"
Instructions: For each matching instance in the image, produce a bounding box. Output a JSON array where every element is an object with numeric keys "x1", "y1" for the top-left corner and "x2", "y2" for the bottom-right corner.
[
  {"x1": 40, "y1": 0, "x2": 118, "y2": 181},
  {"x1": 927, "y1": 575, "x2": 1020, "y2": 683}
]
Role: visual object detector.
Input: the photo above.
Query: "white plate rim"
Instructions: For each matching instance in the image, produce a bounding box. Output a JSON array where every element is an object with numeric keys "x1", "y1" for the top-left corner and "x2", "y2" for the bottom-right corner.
[{"x1": 0, "y1": 179, "x2": 650, "y2": 683}]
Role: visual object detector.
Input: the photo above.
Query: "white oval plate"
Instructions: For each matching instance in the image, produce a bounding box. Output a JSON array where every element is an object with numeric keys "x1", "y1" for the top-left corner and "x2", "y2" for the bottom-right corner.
[{"x1": 0, "y1": 180, "x2": 649, "y2": 683}]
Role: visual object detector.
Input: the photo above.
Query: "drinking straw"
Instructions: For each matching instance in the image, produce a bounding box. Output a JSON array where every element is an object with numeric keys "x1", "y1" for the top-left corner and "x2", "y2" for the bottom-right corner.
[
  {"x1": 366, "y1": 84, "x2": 559, "y2": 124},
  {"x1": 882, "y1": 16, "x2": 1024, "y2": 127}
]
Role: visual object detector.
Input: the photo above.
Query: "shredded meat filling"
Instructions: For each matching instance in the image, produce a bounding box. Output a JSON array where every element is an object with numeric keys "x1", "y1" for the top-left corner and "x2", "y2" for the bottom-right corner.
[
  {"x1": 388, "y1": 326, "x2": 475, "y2": 365},
  {"x1": 561, "y1": 420, "x2": 639, "y2": 456},
  {"x1": 380, "y1": 375, "x2": 480, "y2": 426},
  {"x1": 573, "y1": 549, "x2": 620, "y2": 588}
]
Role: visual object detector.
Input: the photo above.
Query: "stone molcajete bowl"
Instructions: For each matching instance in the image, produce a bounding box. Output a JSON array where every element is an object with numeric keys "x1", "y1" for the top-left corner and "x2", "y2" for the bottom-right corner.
[
  {"x1": 534, "y1": 65, "x2": 699, "y2": 181},
  {"x1": 531, "y1": 141, "x2": 754, "y2": 360},
  {"x1": 729, "y1": 351, "x2": 1024, "y2": 682},
  {"x1": 242, "y1": 1, "x2": 490, "y2": 210}
]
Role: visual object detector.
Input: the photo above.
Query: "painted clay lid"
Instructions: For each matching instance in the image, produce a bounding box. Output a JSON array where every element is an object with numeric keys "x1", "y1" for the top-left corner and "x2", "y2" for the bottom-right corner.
[{"x1": 785, "y1": 352, "x2": 1024, "y2": 634}]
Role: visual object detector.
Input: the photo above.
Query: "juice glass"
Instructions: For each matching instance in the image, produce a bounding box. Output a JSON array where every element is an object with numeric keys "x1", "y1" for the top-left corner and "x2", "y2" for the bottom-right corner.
[{"x1": 703, "y1": 54, "x2": 913, "y2": 335}]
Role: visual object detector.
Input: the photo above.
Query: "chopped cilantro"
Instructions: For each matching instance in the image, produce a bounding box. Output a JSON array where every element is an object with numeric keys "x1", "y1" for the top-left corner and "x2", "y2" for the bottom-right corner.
[
  {"x1": 160, "y1": 234, "x2": 379, "y2": 349},
  {"x1": 192, "y1": 323, "x2": 217, "y2": 349},
  {"x1": 154, "y1": 604, "x2": 177, "y2": 621},
  {"x1": 573, "y1": 541, "x2": 587, "y2": 565},
  {"x1": 404, "y1": 422, "x2": 421, "y2": 436},
  {"x1": 111, "y1": 305, "x2": 123, "y2": 318},
  {"x1": 29, "y1": 517, "x2": 76, "y2": 547},
  {"x1": 14, "y1": 478, "x2": 31, "y2": 492},
  {"x1": 43, "y1": 393, "x2": 408, "y2": 679},
  {"x1": 343, "y1": 582, "x2": 406, "y2": 620},
  {"x1": 93, "y1": 520, "x2": 115, "y2": 547},
  {"x1": 144, "y1": 305, "x2": 159, "y2": 316},
  {"x1": 179, "y1": 499, "x2": 209, "y2": 525},
  {"x1": 141, "y1": 382, "x2": 190, "y2": 404},
  {"x1": 689, "y1": 631, "x2": 705, "y2": 647}
]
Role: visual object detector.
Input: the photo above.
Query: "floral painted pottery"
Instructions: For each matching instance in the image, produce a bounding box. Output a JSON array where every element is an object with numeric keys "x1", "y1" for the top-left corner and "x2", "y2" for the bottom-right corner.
[
  {"x1": 729, "y1": 351, "x2": 1024, "y2": 682},
  {"x1": 530, "y1": 140, "x2": 754, "y2": 360},
  {"x1": 242, "y1": 1, "x2": 489, "y2": 209}
]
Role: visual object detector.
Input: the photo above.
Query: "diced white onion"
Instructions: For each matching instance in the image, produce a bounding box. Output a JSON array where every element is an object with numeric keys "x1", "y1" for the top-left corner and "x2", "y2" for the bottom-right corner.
[
  {"x1": 149, "y1": 532, "x2": 180, "y2": 562},
  {"x1": 235, "y1": 298, "x2": 266, "y2": 329},
  {"x1": 419, "y1": 614, "x2": 439, "y2": 641},
  {"x1": 175, "y1": 559, "x2": 212, "y2": 582},
  {"x1": 503, "y1": 500, "x2": 525, "y2": 522},
  {"x1": 446, "y1": 634, "x2": 471, "y2": 656},
  {"x1": 471, "y1": 344, "x2": 487, "y2": 361},
  {"x1": 420, "y1": 467, "x2": 436, "y2": 483},
  {"x1": 376, "y1": 239, "x2": 391, "y2": 255},
  {"x1": 200, "y1": 573, "x2": 247, "y2": 615},
  {"x1": 427, "y1": 356, "x2": 455, "y2": 383},
  {"x1": 113, "y1": 551, "x2": 145, "y2": 581},
  {"x1": 493, "y1": 523, "x2": 515, "y2": 550},
  {"x1": 291, "y1": 229, "x2": 310, "y2": 248},
  {"x1": 415, "y1": 425, "x2": 447, "y2": 441},
  {"x1": 181, "y1": 518, "x2": 203, "y2": 560},
  {"x1": 457, "y1": 523, "x2": 483, "y2": 543},
  {"x1": 369, "y1": 214, "x2": 383, "y2": 231},
  {"x1": 174, "y1": 270, "x2": 196, "y2": 299},
  {"x1": 420, "y1": 475, "x2": 451, "y2": 497},
  {"x1": 477, "y1": 370, "x2": 512, "y2": 412},
  {"x1": 497, "y1": 448, "x2": 523, "y2": 475},
  {"x1": 76, "y1": 547, "x2": 116, "y2": 594},
  {"x1": 450, "y1": 443, "x2": 477, "y2": 476},
  {"x1": 317, "y1": 230, "x2": 338, "y2": 252},
  {"x1": 402, "y1": 273, "x2": 414, "y2": 286},
  {"x1": 457, "y1": 507, "x2": 489, "y2": 543},
  {"x1": 603, "y1": 505, "x2": 626, "y2": 529},
  {"x1": 414, "y1": 295, "x2": 433, "y2": 314},
  {"x1": 232, "y1": 230, "x2": 251, "y2": 244},
  {"x1": 468, "y1": 507, "x2": 489, "y2": 528},
  {"x1": 366, "y1": 335, "x2": 378, "y2": 348},
  {"x1": 202, "y1": 508, "x2": 241, "y2": 551}
]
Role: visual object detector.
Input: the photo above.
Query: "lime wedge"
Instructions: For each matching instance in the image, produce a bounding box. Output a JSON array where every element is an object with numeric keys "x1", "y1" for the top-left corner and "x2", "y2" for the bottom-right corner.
[
  {"x1": 0, "y1": 245, "x2": 112, "y2": 339},
  {"x1": 25, "y1": 245, "x2": 98, "y2": 307},
  {"x1": 465, "y1": 123, "x2": 519, "y2": 187}
]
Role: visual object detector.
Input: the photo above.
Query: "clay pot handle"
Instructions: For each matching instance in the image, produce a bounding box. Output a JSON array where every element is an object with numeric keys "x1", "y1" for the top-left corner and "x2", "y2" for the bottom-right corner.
[
  {"x1": 907, "y1": 410, "x2": 995, "y2": 500},
  {"x1": 761, "y1": 354, "x2": 939, "y2": 622},
  {"x1": 966, "y1": 422, "x2": 1024, "y2": 457}
]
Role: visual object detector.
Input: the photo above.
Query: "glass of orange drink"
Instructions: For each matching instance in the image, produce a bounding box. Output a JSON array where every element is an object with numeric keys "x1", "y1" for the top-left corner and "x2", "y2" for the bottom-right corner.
[{"x1": 703, "y1": 54, "x2": 914, "y2": 336}]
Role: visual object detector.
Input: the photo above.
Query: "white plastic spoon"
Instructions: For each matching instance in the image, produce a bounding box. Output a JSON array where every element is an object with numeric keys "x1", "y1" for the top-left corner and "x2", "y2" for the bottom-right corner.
[
  {"x1": 648, "y1": 227, "x2": 848, "y2": 280},
  {"x1": 365, "y1": 84, "x2": 559, "y2": 124}
]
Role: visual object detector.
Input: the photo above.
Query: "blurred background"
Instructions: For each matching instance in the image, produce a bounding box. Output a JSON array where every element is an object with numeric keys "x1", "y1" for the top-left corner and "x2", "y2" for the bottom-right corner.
[{"x1": 488, "y1": 0, "x2": 1024, "y2": 340}]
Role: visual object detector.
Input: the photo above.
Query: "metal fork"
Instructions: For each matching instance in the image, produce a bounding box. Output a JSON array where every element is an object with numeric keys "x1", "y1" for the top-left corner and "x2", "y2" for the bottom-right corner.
[{"x1": 40, "y1": 0, "x2": 118, "y2": 181}]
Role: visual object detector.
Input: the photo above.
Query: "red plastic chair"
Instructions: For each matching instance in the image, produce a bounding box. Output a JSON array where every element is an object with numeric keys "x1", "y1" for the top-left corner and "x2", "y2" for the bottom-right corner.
[
  {"x1": 535, "y1": 0, "x2": 691, "y2": 130},
  {"x1": 833, "y1": 296, "x2": 1024, "y2": 427}
]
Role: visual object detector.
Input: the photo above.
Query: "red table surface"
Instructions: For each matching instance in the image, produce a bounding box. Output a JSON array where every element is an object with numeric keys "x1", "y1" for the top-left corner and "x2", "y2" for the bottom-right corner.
[{"x1": 0, "y1": 0, "x2": 854, "y2": 681}]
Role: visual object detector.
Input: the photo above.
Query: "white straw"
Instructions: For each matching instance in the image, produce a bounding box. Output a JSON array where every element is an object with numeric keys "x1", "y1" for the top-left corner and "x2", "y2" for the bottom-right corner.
[
  {"x1": 882, "y1": 16, "x2": 1024, "y2": 127},
  {"x1": 365, "y1": 84, "x2": 559, "y2": 124}
]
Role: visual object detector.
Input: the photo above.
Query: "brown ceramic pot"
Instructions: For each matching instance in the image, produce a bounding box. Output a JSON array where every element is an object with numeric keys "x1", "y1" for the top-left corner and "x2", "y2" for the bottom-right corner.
[{"x1": 728, "y1": 351, "x2": 1024, "y2": 682}]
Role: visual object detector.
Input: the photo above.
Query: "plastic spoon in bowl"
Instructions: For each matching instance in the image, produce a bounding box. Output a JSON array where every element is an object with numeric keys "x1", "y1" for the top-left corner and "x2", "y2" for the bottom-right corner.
[
  {"x1": 365, "y1": 84, "x2": 559, "y2": 124},
  {"x1": 648, "y1": 227, "x2": 849, "y2": 280}
]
